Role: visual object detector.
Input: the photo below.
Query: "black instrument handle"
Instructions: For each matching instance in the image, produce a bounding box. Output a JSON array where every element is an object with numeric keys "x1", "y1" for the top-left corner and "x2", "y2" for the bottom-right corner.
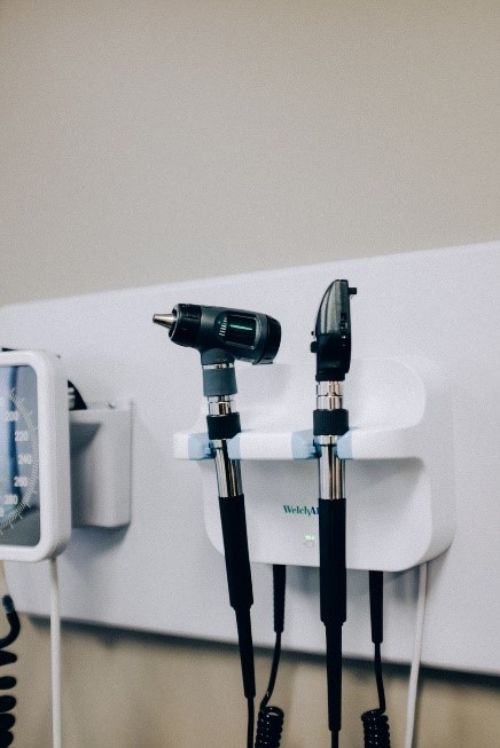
[
  {"x1": 218, "y1": 494, "x2": 255, "y2": 700},
  {"x1": 319, "y1": 498, "x2": 346, "y2": 627}
]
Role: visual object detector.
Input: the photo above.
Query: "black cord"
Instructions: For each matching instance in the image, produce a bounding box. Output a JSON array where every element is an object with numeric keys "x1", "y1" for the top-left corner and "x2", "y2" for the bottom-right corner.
[
  {"x1": 361, "y1": 571, "x2": 391, "y2": 747},
  {"x1": 255, "y1": 565, "x2": 286, "y2": 748},
  {"x1": 218, "y1": 495, "x2": 256, "y2": 702},
  {"x1": 260, "y1": 631, "x2": 282, "y2": 710},
  {"x1": 319, "y1": 498, "x2": 346, "y2": 745},
  {"x1": 325, "y1": 621, "x2": 343, "y2": 739},
  {"x1": 0, "y1": 595, "x2": 21, "y2": 748},
  {"x1": 255, "y1": 631, "x2": 284, "y2": 748},
  {"x1": 374, "y1": 642, "x2": 386, "y2": 713},
  {"x1": 247, "y1": 697, "x2": 255, "y2": 748},
  {"x1": 234, "y1": 607, "x2": 257, "y2": 703}
]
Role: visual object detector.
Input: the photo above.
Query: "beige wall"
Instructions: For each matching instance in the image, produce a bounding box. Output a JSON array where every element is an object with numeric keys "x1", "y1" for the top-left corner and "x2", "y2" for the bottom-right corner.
[{"x1": 1, "y1": 1, "x2": 500, "y2": 745}]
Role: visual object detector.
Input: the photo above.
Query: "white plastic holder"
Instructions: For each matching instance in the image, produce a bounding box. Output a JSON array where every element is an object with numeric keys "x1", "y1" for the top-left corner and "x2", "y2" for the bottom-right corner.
[
  {"x1": 174, "y1": 356, "x2": 455, "y2": 572},
  {"x1": 70, "y1": 399, "x2": 132, "y2": 528}
]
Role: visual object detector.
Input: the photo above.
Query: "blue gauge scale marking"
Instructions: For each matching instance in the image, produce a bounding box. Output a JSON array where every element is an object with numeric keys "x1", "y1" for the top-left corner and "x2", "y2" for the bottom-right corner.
[{"x1": 0, "y1": 365, "x2": 40, "y2": 545}]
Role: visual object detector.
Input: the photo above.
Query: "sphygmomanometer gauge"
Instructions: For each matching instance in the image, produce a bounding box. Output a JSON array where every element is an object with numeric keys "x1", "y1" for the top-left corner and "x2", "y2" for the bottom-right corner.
[
  {"x1": 0, "y1": 366, "x2": 40, "y2": 534},
  {"x1": 0, "y1": 350, "x2": 70, "y2": 562}
]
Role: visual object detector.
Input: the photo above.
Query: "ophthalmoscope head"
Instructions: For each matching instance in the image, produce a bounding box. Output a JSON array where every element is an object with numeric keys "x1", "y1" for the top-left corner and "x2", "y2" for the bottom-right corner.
[{"x1": 311, "y1": 279, "x2": 356, "y2": 382}]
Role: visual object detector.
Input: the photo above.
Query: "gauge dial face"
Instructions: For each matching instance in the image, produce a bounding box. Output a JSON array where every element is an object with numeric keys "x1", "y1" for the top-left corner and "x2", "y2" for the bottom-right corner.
[{"x1": 0, "y1": 365, "x2": 40, "y2": 546}]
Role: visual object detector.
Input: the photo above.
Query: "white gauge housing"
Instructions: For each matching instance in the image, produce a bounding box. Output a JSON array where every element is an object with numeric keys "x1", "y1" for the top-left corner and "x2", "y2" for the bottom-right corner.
[{"x1": 0, "y1": 350, "x2": 71, "y2": 561}]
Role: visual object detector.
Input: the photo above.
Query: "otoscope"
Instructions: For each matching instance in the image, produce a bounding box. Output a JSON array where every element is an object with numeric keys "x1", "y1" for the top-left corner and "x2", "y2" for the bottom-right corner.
[
  {"x1": 311, "y1": 280, "x2": 356, "y2": 748},
  {"x1": 153, "y1": 304, "x2": 281, "y2": 748}
]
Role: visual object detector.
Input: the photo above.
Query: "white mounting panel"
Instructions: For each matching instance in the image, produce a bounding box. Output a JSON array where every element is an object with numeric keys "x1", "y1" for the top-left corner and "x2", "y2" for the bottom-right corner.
[
  {"x1": 2, "y1": 242, "x2": 500, "y2": 675},
  {"x1": 175, "y1": 354, "x2": 455, "y2": 572}
]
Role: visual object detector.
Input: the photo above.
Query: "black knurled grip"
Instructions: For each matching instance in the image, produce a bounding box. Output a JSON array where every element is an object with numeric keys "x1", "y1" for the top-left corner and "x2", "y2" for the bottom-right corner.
[
  {"x1": 207, "y1": 412, "x2": 241, "y2": 440},
  {"x1": 319, "y1": 498, "x2": 347, "y2": 626},
  {"x1": 313, "y1": 408, "x2": 349, "y2": 436}
]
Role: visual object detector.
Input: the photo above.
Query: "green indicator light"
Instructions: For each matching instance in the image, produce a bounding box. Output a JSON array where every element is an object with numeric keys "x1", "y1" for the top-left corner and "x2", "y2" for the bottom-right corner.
[{"x1": 229, "y1": 323, "x2": 253, "y2": 332}]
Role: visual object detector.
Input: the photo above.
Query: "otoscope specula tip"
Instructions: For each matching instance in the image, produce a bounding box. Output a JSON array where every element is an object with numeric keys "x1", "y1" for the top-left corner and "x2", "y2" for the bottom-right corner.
[{"x1": 152, "y1": 313, "x2": 175, "y2": 330}]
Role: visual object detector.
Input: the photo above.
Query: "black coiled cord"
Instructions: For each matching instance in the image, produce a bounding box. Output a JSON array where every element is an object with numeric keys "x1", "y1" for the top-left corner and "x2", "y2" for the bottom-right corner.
[
  {"x1": 361, "y1": 572, "x2": 391, "y2": 747},
  {"x1": 255, "y1": 703, "x2": 284, "y2": 748},
  {"x1": 255, "y1": 565, "x2": 286, "y2": 748},
  {"x1": 255, "y1": 632, "x2": 284, "y2": 748},
  {"x1": 361, "y1": 642, "x2": 390, "y2": 746},
  {"x1": 361, "y1": 708, "x2": 390, "y2": 747},
  {"x1": 0, "y1": 595, "x2": 21, "y2": 748}
]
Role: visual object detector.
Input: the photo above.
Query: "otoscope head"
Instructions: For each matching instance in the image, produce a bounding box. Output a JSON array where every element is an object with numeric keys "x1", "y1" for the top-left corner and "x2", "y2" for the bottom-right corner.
[
  {"x1": 311, "y1": 279, "x2": 356, "y2": 382},
  {"x1": 153, "y1": 304, "x2": 281, "y2": 365}
]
